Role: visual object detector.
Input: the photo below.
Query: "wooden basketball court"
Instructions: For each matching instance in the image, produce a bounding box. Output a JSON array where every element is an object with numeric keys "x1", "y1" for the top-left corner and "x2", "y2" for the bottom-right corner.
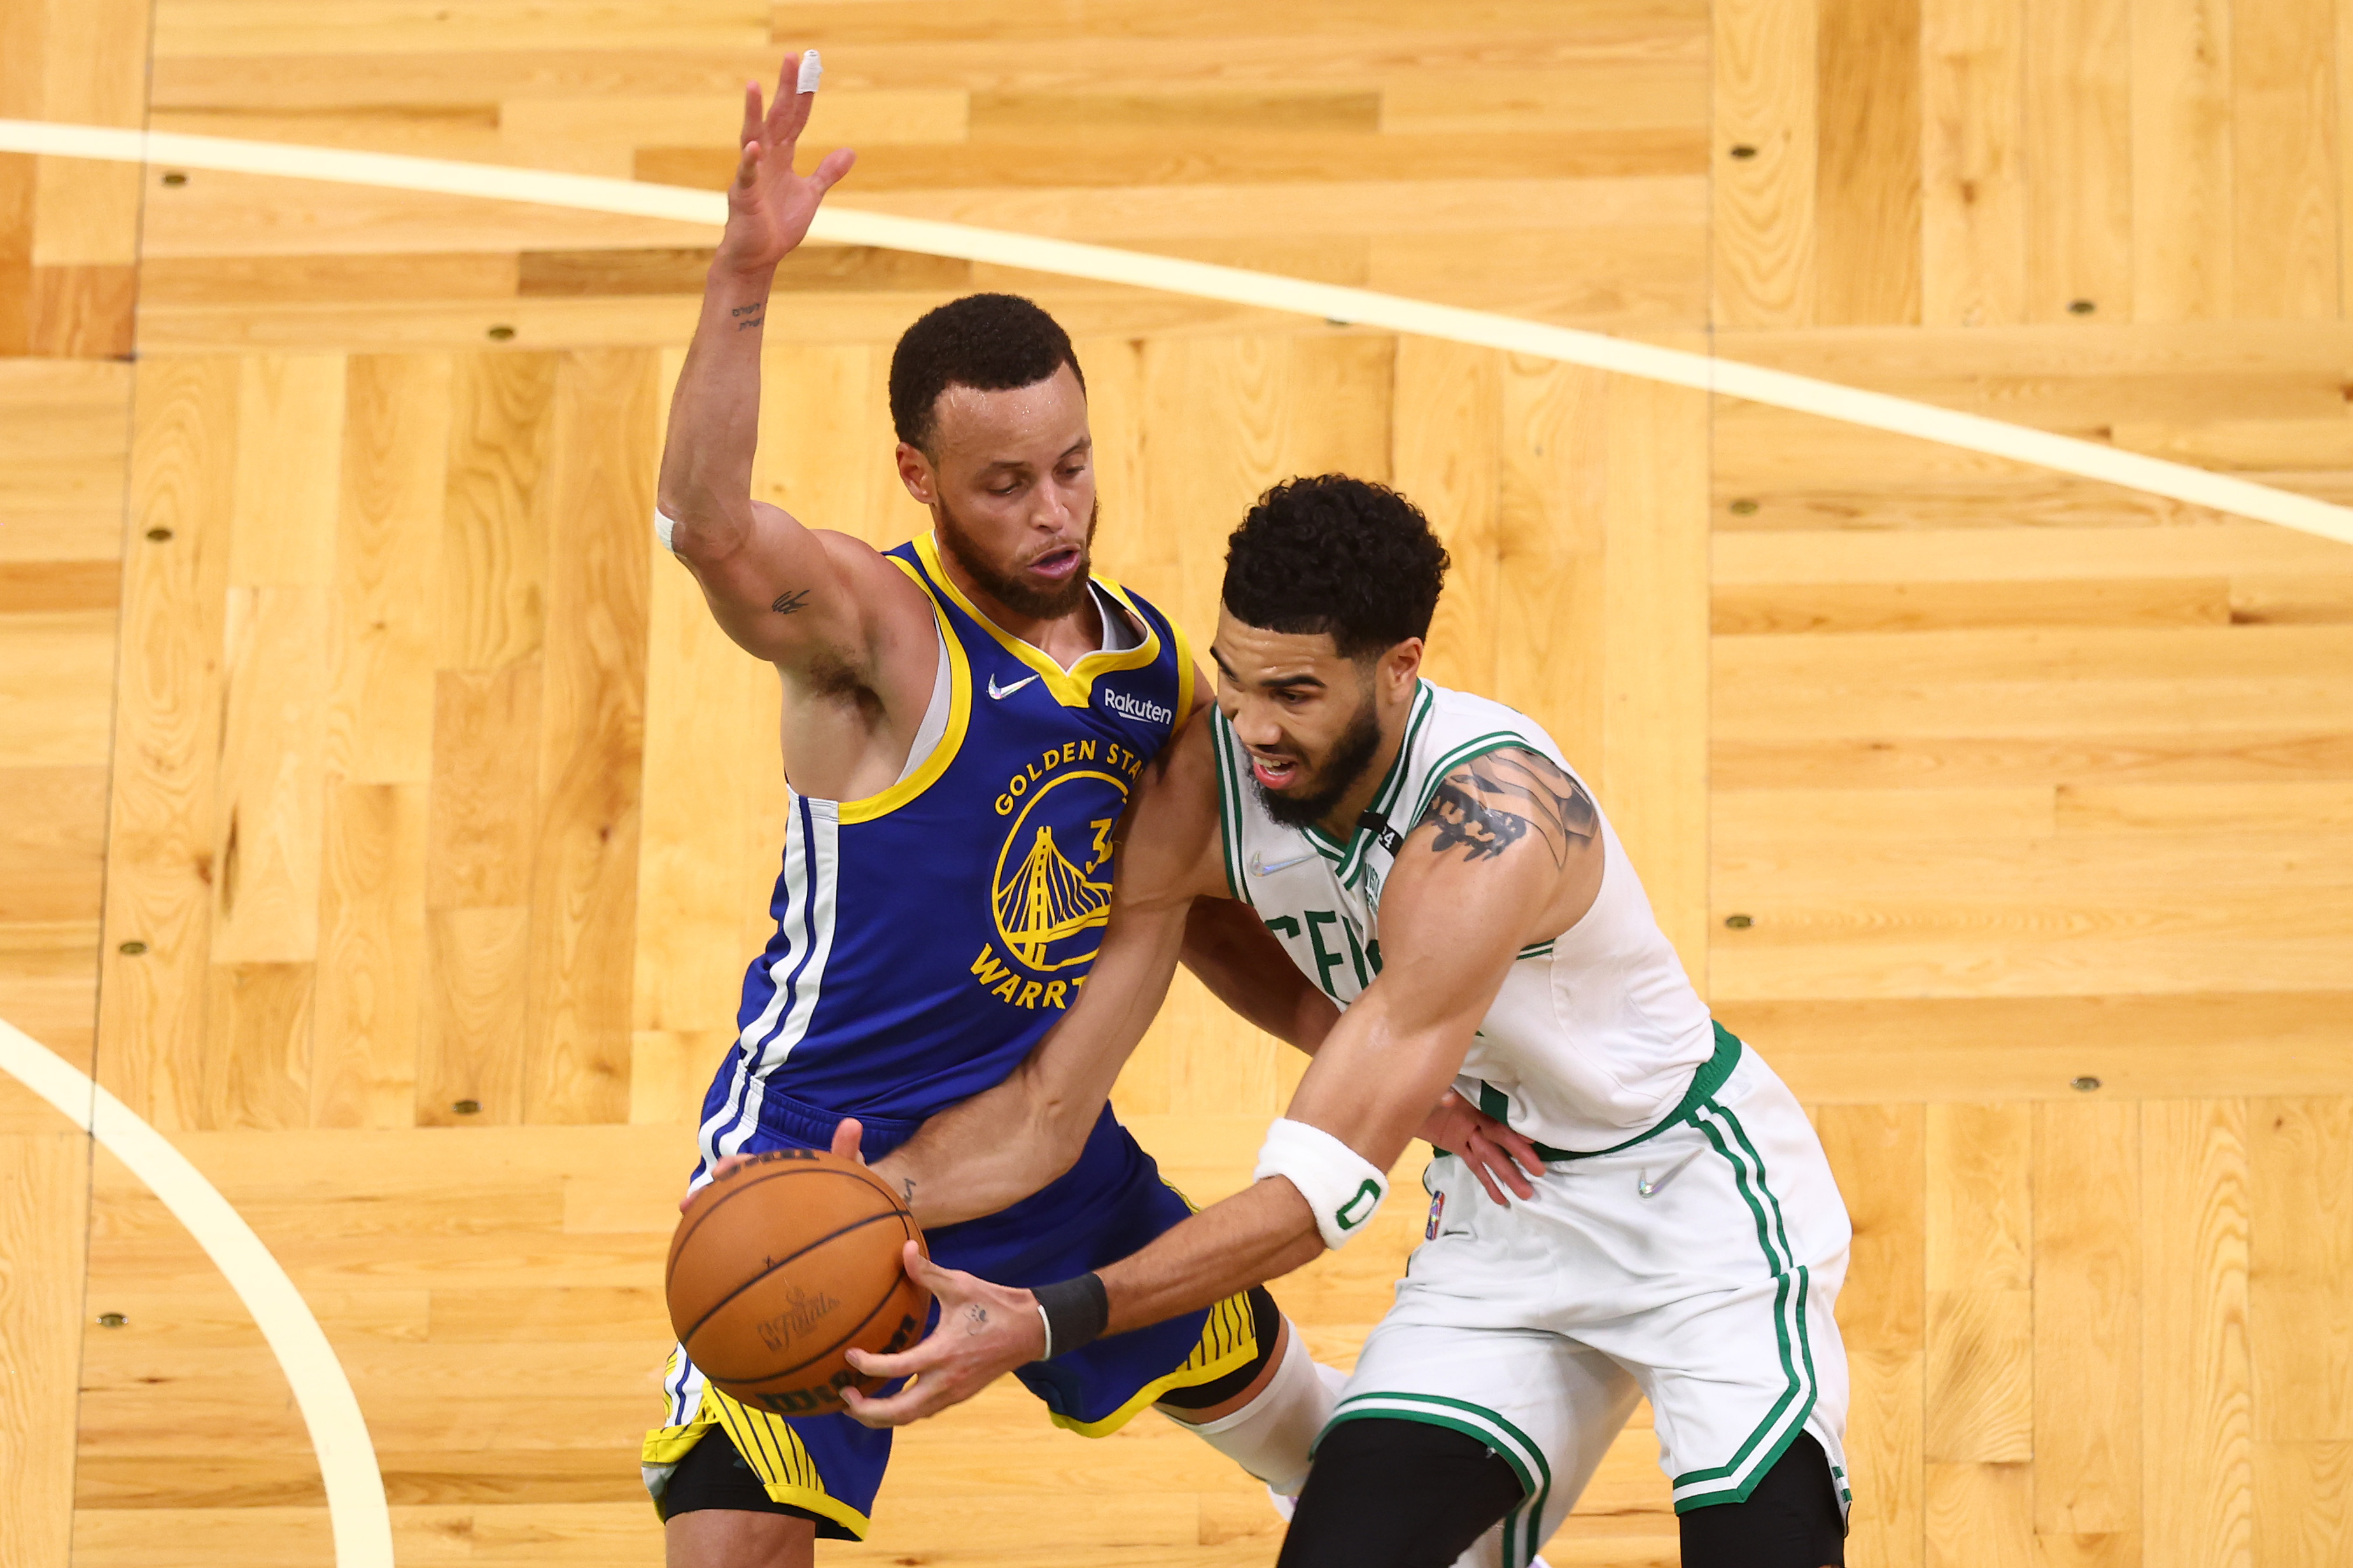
[{"x1": 3, "y1": 1, "x2": 2350, "y2": 1564}]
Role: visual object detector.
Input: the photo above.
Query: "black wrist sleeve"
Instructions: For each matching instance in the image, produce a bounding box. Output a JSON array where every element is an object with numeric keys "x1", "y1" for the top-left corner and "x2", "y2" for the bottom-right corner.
[{"x1": 1032, "y1": 1272, "x2": 1110, "y2": 1359}]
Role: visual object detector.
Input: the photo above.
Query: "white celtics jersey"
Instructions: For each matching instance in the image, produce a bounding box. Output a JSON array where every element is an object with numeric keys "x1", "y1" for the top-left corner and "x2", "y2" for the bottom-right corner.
[{"x1": 1210, "y1": 680, "x2": 1717, "y2": 1154}]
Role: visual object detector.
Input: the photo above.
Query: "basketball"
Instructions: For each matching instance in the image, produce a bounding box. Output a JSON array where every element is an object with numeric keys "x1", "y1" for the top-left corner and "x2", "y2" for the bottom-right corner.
[{"x1": 665, "y1": 1149, "x2": 931, "y2": 1417}]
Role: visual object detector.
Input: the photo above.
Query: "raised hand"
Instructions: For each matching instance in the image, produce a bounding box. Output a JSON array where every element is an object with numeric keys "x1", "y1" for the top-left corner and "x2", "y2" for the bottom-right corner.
[{"x1": 715, "y1": 50, "x2": 857, "y2": 277}]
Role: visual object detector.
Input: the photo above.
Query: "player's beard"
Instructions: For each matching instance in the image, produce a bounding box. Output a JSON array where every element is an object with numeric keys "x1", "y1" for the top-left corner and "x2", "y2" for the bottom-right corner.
[
  {"x1": 1254, "y1": 691, "x2": 1385, "y2": 832},
  {"x1": 934, "y1": 494, "x2": 1100, "y2": 621}
]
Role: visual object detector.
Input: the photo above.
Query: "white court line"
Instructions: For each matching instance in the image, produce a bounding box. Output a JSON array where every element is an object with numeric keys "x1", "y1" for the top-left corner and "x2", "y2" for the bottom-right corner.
[
  {"x1": 0, "y1": 1018, "x2": 395, "y2": 1568},
  {"x1": 4, "y1": 116, "x2": 2352, "y2": 549}
]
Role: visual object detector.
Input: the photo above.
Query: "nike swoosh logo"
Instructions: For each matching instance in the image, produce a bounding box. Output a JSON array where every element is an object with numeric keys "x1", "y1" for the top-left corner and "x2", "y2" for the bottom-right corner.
[
  {"x1": 987, "y1": 673, "x2": 1040, "y2": 700},
  {"x1": 1248, "y1": 848, "x2": 1319, "y2": 876}
]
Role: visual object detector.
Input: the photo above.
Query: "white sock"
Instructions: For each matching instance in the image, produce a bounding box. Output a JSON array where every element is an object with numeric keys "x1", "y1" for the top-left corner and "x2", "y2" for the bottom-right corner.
[{"x1": 1167, "y1": 1319, "x2": 1337, "y2": 1498}]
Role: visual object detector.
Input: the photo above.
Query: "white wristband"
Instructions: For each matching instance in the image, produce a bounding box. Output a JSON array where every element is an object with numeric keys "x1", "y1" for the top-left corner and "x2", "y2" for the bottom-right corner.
[
  {"x1": 1253, "y1": 1117, "x2": 1387, "y2": 1250},
  {"x1": 654, "y1": 508, "x2": 680, "y2": 552}
]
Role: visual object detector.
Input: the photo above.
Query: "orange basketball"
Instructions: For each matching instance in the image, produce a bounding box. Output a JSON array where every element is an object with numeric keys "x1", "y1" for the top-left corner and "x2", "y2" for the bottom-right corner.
[{"x1": 665, "y1": 1149, "x2": 931, "y2": 1417}]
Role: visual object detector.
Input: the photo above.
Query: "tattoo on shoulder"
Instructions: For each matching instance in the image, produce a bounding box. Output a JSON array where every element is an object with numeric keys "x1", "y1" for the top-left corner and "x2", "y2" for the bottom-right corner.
[
  {"x1": 772, "y1": 587, "x2": 810, "y2": 615},
  {"x1": 1419, "y1": 747, "x2": 1599, "y2": 868}
]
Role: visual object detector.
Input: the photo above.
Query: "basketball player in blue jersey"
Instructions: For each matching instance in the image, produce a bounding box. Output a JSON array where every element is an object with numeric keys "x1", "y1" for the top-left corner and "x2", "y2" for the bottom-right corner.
[{"x1": 640, "y1": 55, "x2": 1537, "y2": 1568}]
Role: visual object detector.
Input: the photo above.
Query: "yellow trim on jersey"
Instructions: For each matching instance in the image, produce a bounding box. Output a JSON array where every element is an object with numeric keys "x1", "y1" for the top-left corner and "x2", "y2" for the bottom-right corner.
[
  {"x1": 1046, "y1": 1288, "x2": 1263, "y2": 1438},
  {"x1": 1164, "y1": 610, "x2": 1200, "y2": 719},
  {"x1": 912, "y1": 532, "x2": 1161, "y2": 709},
  {"x1": 642, "y1": 1385, "x2": 874, "y2": 1539},
  {"x1": 832, "y1": 556, "x2": 975, "y2": 827}
]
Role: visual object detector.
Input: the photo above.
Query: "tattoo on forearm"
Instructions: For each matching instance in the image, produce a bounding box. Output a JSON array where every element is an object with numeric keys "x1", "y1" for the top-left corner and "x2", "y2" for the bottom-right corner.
[
  {"x1": 1420, "y1": 748, "x2": 1599, "y2": 867},
  {"x1": 772, "y1": 588, "x2": 810, "y2": 615},
  {"x1": 900, "y1": 1177, "x2": 917, "y2": 1202},
  {"x1": 732, "y1": 303, "x2": 766, "y2": 331}
]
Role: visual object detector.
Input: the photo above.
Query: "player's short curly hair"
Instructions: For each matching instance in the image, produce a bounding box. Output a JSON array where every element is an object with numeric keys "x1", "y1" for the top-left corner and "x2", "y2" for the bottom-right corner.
[
  {"x1": 1222, "y1": 475, "x2": 1452, "y2": 661},
  {"x1": 888, "y1": 293, "x2": 1085, "y2": 456}
]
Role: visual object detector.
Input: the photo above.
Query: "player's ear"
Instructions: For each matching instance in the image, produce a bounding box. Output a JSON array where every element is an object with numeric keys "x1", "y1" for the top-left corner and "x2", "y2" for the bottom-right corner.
[
  {"x1": 895, "y1": 441, "x2": 938, "y2": 505},
  {"x1": 1382, "y1": 636, "x2": 1424, "y2": 697}
]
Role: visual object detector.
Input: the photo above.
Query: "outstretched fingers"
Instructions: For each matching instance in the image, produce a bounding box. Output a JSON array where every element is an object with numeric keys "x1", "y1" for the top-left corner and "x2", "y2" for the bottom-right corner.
[
  {"x1": 807, "y1": 146, "x2": 857, "y2": 199},
  {"x1": 769, "y1": 50, "x2": 817, "y2": 143},
  {"x1": 739, "y1": 80, "x2": 764, "y2": 148}
]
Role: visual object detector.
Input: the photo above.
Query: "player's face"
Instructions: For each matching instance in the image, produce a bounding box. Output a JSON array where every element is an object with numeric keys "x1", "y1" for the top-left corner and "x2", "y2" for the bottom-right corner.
[
  {"x1": 1211, "y1": 611, "x2": 1422, "y2": 830},
  {"x1": 898, "y1": 364, "x2": 1098, "y2": 621}
]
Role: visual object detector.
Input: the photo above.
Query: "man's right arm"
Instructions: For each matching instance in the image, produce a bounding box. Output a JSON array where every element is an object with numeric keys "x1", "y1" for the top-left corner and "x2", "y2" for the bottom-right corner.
[{"x1": 656, "y1": 53, "x2": 921, "y2": 673}]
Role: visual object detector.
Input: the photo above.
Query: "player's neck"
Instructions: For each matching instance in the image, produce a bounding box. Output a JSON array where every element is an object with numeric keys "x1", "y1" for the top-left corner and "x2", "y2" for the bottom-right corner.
[{"x1": 1311, "y1": 717, "x2": 1410, "y2": 842}]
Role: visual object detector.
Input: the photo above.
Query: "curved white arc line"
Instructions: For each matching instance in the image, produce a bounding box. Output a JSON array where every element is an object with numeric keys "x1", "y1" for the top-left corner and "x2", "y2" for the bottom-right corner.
[
  {"x1": 0, "y1": 1017, "x2": 394, "y2": 1568},
  {"x1": 5, "y1": 115, "x2": 2350, "y2": 550}
]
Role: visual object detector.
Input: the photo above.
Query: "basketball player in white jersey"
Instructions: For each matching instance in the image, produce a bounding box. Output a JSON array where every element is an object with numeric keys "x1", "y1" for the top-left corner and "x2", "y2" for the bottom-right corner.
[
  {"x1": 650, "y1": 55, "x2": 1536, "y2": 1568},
  {"x1": 846, "y1": 476, "x2": 1855, "y2": 1567}
]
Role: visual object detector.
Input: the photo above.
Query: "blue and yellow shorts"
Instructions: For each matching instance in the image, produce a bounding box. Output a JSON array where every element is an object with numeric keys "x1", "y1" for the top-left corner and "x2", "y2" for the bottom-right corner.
[{"x1": 641, "y1": 1105, "x2": 1261, "y2": 1539}]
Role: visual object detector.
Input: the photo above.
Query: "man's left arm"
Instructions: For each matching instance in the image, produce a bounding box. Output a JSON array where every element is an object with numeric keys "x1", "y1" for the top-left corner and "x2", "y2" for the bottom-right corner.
[{"x1": 843, "y1": 746, "x2": 1602, "y2": 1425}]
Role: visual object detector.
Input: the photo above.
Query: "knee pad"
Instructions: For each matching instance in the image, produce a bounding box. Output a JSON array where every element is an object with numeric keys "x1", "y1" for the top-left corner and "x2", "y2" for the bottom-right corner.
[
  {"x1": 1678, "y1": 1432, "x2": 1846, "y2": 1567},
  {"x1": 1162, "y1": 1295, "x2": 1331, "y2": 1495}
]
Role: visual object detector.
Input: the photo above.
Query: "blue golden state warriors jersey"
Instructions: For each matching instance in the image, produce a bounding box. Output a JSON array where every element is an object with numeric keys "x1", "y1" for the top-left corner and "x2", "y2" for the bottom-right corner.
[{"x1": 696, "y1": 533, "x2": 1195, "y2": 1168}]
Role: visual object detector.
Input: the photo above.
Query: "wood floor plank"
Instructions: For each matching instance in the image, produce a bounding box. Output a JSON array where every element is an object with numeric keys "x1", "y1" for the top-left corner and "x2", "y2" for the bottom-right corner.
[
  {"x1": 1598, "y1": 376, "x2": 1711, "y2": 976},
  {"x1": 2231, "y1": 0, "x2": 2339, "y2": 319},
  {"x1": 1725, "y1": 993, "x2": 2353, "y2": 1102},
  {"x1": 0, "y1": 1133, "x2": 88, "y2": 1568},
  {"x1": 2131, "y1": 0, "x2": 2235, "y2": 320},
  {"x1": 1924, "y1": 1105, "x2": 2032, "y2": 1464},
  {"x1": 311, "y1": 781, "x2": 428, "y2": 1130},
  {"x1": 524, "y1": 350, "x2": 654, "y2": 1125},
  {"x1": 98, "y1": 358, "x2": 237, "y2": 1127},
  {"x1": 2035, "y1": 1101, "x2": 2142, "y2": 1538},
  {"x1": 2023, "y1": 0, "x2": 2132, "y2": 321},
  {"x1": 1818, "y1": 1103, "x2": 1925, "y2": 1568},
  {"x1": 2141, "y1": 1100, "x2": 2254, "y2": 1568},
  {"x1": 1711, "y1": 0, "x2": 1816, "y2": 326},
  {"x1": 330, "y1": 353, "x2": 451, "y2": 788},
  {"x1": 1815, "y1": 0, "x2": 1923, "y2": 325},
  {"x1": 437, "y1": 351, "x2": 558, "y2": 673},
  {"x1": 2247, "y1": 1098, "x2": 2353, "y2": 1442},
  {"x1": 1493, "y1": 361, "x2": 1607, "y2": 776},
  {"x1": 1920, "y1": 0, "x2": 2025, "y2": 327}
]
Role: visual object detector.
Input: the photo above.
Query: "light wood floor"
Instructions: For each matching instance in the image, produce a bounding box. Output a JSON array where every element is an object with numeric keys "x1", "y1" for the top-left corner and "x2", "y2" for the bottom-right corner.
[{"x1": 3, "y1": 1, "x2": 2351, "y2": 1565}]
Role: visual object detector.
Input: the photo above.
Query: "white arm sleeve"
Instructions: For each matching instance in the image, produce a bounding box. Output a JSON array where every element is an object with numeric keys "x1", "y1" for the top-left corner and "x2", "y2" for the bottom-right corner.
[{"x1": 1253, "y1": 1117, "x2": 1389, "y2": 1251}]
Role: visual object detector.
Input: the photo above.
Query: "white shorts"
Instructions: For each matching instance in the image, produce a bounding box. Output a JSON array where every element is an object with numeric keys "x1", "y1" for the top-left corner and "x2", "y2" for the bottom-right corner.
[{"x1": 1326, "y1": 1044, "x2": 1851, "y2": 1562}]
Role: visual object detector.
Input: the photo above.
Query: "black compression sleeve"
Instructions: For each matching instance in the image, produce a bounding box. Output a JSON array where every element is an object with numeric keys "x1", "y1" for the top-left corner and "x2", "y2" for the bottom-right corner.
[
  {"x1": 1277, "y1": 1418, "x2": 1526, "y2": 1568},
  {"x1": 1678, "y1": 1432, "x2": 1846, "y2": 1567}
]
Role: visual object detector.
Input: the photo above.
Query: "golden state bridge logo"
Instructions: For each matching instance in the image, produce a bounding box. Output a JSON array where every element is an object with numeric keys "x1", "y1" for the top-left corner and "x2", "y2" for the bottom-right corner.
[{"x1": 972, "y1": 738, "x2": 1148, "y2": 1009}]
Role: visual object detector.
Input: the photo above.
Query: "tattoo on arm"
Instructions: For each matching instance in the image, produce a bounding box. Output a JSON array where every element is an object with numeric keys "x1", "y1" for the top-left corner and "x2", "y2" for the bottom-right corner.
[
  {"x1": 1419, "y1": 748, "x2": 1599, "y2": 868},
  {"x1": 732, "y1": 303, "x2": 766, "y2": 331},
  {"x1": 962, "y1": 1305, "x2": 989, "y2": 1335},
  {"x1": 771, "y1": 588, "x2": 810, "y2": 615}
]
